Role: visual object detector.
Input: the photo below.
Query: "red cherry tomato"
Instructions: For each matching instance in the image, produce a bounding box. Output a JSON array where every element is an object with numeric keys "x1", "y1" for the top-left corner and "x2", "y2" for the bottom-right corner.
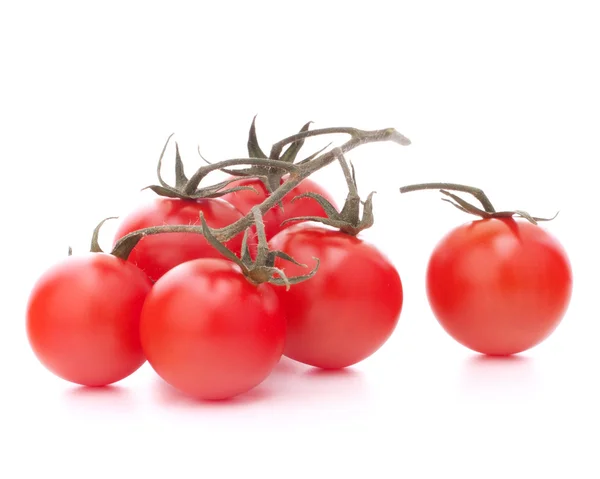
[
  {"x1": 113, "y1": 197, "x2": 244, "y2": 282},
  {"x1": 427, "y1": 218, "x2": 572, "y2": 355},
  {"x1": 140, "y1": 258, "x2": 285, "y2": 400},
  {"x1": 26, "y1": 253, "x2": 152, "y2": 386},
  {"x1": 221, "y1": 177, "x2": 335, "y2": 240},
  {"x1": 270, "y1": 224, "x2": 403, "y2": 369}
]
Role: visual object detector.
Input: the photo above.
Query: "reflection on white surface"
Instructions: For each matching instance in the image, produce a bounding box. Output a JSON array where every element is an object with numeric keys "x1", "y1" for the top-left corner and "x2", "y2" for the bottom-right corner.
[
  {"x1": 153, "y1": 377, "x2": 275, "y2": 408},
  {"x1": 460, "y1": 354, "x2": 539, "y2": 398},
  {"x1": 259, "y1": 356, "x2": 369, "y2": 406},
  {"x1": 151, "y1": 357, "x2": 369, "y2": 410},
  {"x1": 66, "y1": 384, "x2": 127, "y2": 397},
  {"x1": 62, "y1": 384, "x2": 136, "y2": 413}
]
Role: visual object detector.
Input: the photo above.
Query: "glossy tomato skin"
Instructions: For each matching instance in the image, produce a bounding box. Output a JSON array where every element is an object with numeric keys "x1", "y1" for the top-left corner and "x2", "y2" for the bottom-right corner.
[
  {"x1": 140, "y1": 258, "x2": 285, "y2": 400},
  {"x1": 113, "y1": 197, "x2": 244, "y2": 282},
  {"x1": 270, "y1": 225, "x2": 403, "y2": 369},
  {"x1": 221, "y1": 177, "x2": 335, "y2": 240},
  {"x1": 26, "y1": 253, "x2": 152, "y2": 386},
  {"x1": 427, "y1": 218, "x2": 572, "y2": 355}
]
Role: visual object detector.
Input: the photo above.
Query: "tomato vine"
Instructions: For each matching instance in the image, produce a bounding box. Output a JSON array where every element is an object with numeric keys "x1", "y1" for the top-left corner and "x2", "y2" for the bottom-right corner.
[
  {"x1": 108, "y1": 119, "x2": 412, "y2": 286},
  {"x1": 400, "y1": 182, "x2": 558, "y2": 225}
]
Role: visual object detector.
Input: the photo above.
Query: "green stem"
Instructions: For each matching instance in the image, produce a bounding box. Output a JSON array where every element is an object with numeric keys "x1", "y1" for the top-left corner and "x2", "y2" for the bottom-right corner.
[
  {"x1": 111, "y1": 224, "x2": 203, "y2": 260},
  {"x1": 216, "y1": 128, "x2": 407, "y2": 242},
  {"x1": 399, "y1": 182, "x2": 496, "y2": 213},
  {"x1": 183, "y1": 158, "x2": 299, "y2": 195},
  {"x1": 112, "y1": 125, "x2": 411, "y2": 258}
]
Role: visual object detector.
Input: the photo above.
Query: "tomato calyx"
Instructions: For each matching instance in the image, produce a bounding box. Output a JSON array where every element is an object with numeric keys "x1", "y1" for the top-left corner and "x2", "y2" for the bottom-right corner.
[
  {"x1": 90, "y1": 216, "x2": 120, "y2": 253},
  {"x1": 282, "y1": 148, "x2": 375, "y2": 236},
  {"x1": 67, "y1": 216, "x2": 118, "y2": 257},
  {"x1": 110, "y1": 122, "x2": 411, "y2": 252},
  {"x1": 207, "y1": 117, "x2": 326, "y2": 195},
  {"x1": 399, "y1": 182, "x2": 558, "y2": 225},
  {"x1": 142, "y1": 133, "x2": 298, "y2": 201},
  {"x1": 107, "y1": 206, "x2": 318, "y2": 289},
  {"x1": 200, "y1": 206, "x2": 319, "y2": 290}
]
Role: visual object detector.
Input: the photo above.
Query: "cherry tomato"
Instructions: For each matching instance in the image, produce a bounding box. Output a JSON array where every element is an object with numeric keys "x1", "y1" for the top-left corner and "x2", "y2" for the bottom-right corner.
[
  {"x1": 26, "y1": 253, "x2": 152, "y2": 386},
  {"x1": 221, "y1": 177, "x2": 335, "y2": 240},
  {"x1": 113, "y1": 197, "x2": 244, "y2": 282},
  {"x1": 270, "y1": 224, "x2": 403, "y2": 369},
  {"x1": 140, "y1": 258, "x2": 285, "y2": 400},
  {"x1": 426, "y1": 218, "x2": 572, "y2": 355}
]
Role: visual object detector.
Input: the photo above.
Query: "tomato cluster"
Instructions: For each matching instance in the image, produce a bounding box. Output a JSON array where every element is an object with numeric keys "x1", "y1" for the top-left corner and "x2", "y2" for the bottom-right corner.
[{"x1": 26, "y1": 121, "x2": 572, "y2": 401}]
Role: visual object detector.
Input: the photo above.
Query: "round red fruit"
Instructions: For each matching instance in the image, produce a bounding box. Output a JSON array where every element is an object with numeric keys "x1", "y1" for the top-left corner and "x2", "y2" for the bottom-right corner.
[
  {"x1": 113, "y1": 197, "x2": 244, "y2": 282},
  {"x1": 270, "y1": 224, "x2": 403, "y2": 369},
  {"x1": 140, "y1": 258, "x2": 285, "y2": 400},
  {"x1": 426, "y1": 218, "x2": 572, "y2": 355},
  {"x1": 26, "y1": 253, "x2": 152, "y2": 386}
]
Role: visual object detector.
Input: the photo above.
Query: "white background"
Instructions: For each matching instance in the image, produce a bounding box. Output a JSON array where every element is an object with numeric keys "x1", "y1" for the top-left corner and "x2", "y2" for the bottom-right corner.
[{"x1": 2, "y1": 1, "x2": 599, "y2": 477}]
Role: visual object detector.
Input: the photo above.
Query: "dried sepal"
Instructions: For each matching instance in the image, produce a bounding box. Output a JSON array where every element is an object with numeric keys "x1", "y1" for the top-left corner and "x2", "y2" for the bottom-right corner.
[
  {"x1": 199, "y1": 213, "x2": 247, "y2": 268},
  {"x1": 281, "y1": 149, "x2": 375, "y2": 236},
  {"x1": 146, "y1": 131, "x2": 285, "y2": 200},
  {"x1": 156, "y1": 134, "x2": 175, "y2": 189},
  {"x1": 350, "y1": 161, "x2": 358, "y2": 188},
  {"x1": 263, "y1": 267, "x2": 293, "y2": 289},
  {"x1": 239, "y1": 228, "x2": 253, "y2": 265},
  {"x1": 214, "y1": 120, "x2": 320, "y2": 195},
  {"x1": 252, "y1": 203, "x2": 270, "y2": 266},
  {"x1": 270, "y1": 250, "x2": 307, "y2": 268},
  {"x1": 142, "y1": 185, "x2": 186, "y2": 199},
  {"x1": 147, "y1": 133, "x2": 192, "y2": 198},
  {"x1": 248, "y1": 116, "x2": 268, "y2": 159},
  {"x1": 144, "y1": 172, "x2": 259, "y2": 200},
  {"x1": 296, "y1": 142, "x2": 333, "y2": 165},
  {"x1": 440, "y1": 190, "x2": 484, "y2": 216},
  {"x1": 288, "y1": 192, "x2": 339, "y2": 218},
  {"x1": 441, "y1": 197, "x2": 472, "y2": 215},
  {"x1": 183, "y1": 158, "x2": 299, "y2": 196},
  {"x1": 357, "y1": 191, "x2": 376, "y2": 229},
  {"x1": 90, "y1": 217, "x2": 118, "y2": 253},
  {"x1": 279, "y1": 122, "x2": 312, "y2": 163},
  {"x1": 197, "y1": 206, "x2": 319, "y2": 290},
  {"x1": 111, "y1": 229, "x2": 146, "y2": 260},
  {"x1": 401, "y1": 183, "x2": 496, "y2": 213},
  {"x1": 439, "y1": 190, "x2": 558, "y2": 225},
  {"x1": 197, "y1": 147, "x2": 212, "y2": 166},
  {"x1": 267, "y1": 260, "x2": 320, "y2": 290},
  {"x1": 197, "y1": 148, "x2": 252, "y2": 179},
  {"x1": 281, "y1": 191, "x2": 375, "y2": 235},
  {"x1": 192, "y1": 178, "x2": 259, "y2": 199},
  {"x1": 491, "y1": 209, "x2": 559, "y2": 224},
  {"x1": 173, "y1": 143, "x2": 189, "y2": 189}
]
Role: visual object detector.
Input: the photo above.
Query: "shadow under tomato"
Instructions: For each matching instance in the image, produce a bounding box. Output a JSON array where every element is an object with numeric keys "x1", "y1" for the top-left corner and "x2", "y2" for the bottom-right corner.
[
  {"x1": 153, "y1": 357, "x2": 369, "y2": 408},
  {"x1": 269, "y1": 356, "x2": 309, "y2": 376},
  {"x1": 261, "y1": 358, "x2": 368, "y2": 404},
  {"x1": 152, "y1": 377, "x2": 275, "y2": 409},
  {"x1": 66, "y1": 384, "x2": 128, "y2": 398},
  {"x1": 304, "y1": 366, "x2": 361, "y2": 378},
  {"x1": 63, "y1": 384, "x2": 134, "y2": 410},
  {"x1": 468, "y1": 353, "x2": 529, "y2": 363},
  {"x1": 460, "y1": 353, "x2": 538, "y2": 396}
]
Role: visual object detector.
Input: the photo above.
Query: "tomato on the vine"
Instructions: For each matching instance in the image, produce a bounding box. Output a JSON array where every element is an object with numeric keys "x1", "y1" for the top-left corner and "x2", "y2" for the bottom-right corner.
[
  {"x1": 427, "y1": 217, "x2": 572, "y2": 355},
  {"x1": 270, "y1": 224, "x2": 403, "y2": 369},
  {"x1": 140, "y1": 258, "x2": 285, "y2": 400},
  {"x1": 26, "y1": 253, "x2": 152, "y2": 386},
  {"x1": 113, "y1": 197, "x2": 244, "y2": 282},
  {"x1": 222, "y1": 177, "x2": 334, "y2": 240}
]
